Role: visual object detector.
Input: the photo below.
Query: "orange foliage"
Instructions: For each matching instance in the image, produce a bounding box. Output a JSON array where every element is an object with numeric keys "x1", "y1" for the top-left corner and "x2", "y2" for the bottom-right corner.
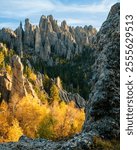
[
  {"x1": 0, "y1": 92, "x2": 85, "y2": 142},
  {"x1": 37, "y1": 101, "x2": 85, "y2": 140},
  {"x1": 15, "y1": 95, "x2": 49, "y2": 138},
  {"x1": 0, "y1": 101, "x2": 23, "y2": 142}
]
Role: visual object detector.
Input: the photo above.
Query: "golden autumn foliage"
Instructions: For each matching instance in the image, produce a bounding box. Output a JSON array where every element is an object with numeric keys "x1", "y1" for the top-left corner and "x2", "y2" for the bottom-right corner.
[
  {"x1": 5, "y1": 64, "x2": 12, "y2": 75},
  {"x1": 0, "y1": 52, "x2": 4, "y2": 65},
  {"x1": 24, "y1": 66, "x2": 37, "y2": 83},
  {"x1": 34, "y1": 86, "x2": 48, "y2": 104},
  {"x1": 29, "y1": 72, "x2": 37, "y2": 82},
  {"x1": 7, "y1": 119, "x2": 23, "y2": 142},
  {"x1": 15, "y1": 95, "x2": 49, "y2": 138},
  {"x1": 0, "y1": 43, "x2": 14, "y2": 72},
  {"x1": 0, "y1": 101, "x2": 23, "y2": 142},
  {"x1": 0, "y1": 85, "x2": 85, "y2": 142},
  {"x1": 37, "y1": 101, "x2": 85, "y2": 140},
  {"x1": 50, "y1": 84, "x2": 61, "y2": 103},
  {"x1": 0, "y1": 43, "x2": 85, "y2": 142}
]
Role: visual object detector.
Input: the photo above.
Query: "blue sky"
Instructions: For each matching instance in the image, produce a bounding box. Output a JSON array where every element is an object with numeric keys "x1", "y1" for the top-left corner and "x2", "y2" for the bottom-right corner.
[{"x1": 0, "y1": 0, "x2": 119, "y2": 30}]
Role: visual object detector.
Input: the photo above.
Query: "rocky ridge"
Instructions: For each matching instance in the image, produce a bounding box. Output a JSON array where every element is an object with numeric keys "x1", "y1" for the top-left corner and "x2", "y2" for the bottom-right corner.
[
  {"x1": 0, "y1": 2, "x2": 120, "y2": 150},
  {"x1": 83, "y1": 2, "x2": 120, "y2": 138},
  {"x1": 0, "y1": 16, "x2": 97, "y2": 65}
]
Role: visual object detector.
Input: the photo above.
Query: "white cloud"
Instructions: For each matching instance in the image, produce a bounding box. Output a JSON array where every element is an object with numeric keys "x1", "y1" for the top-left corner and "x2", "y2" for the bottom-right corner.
[
  {"x1": 0, "y1": 0, "x2": 119, "y2": 29},
  {"x1": 54, "y1": 0, "x2": 116, "y2": 13},
  {"x1": 12, "y1": 0, "x2": 55, "y2": 10},
  {"x1": 0, "y1": 0, "x2": 55, "y2": 18},
  {"x1": 0, "y1": 0, "x2": 118, "y2": 18}
]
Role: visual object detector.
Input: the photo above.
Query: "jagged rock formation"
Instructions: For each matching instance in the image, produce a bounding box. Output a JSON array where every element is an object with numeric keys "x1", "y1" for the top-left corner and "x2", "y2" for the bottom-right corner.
[
  {"x1": 59, "y1": 90, "x2": 86, "y2": 108},
  {"x1": 0, "y1": 55, "x2": 38, "y2": 104},
  {"x1": 15, "y1": 22, "x2": 23, "y2": 57},
  {"x1": 0, "y1": 28, "x2": 16, "y2": 49},
  {"x1": 0, "y1": 3, "x2": 120, "y2": 149},
  {"x1": 0, "y1": 16, "x2": 97, "y2": 64},
  {"x1": 10, "y1": 55, "x2": 38, "y2": 100},
  {"x1": 0, "y1": 53, "x2": 86, "y2": 108},
  {"x1": 10, "y1": 55, "x2": 27, "y2": 100},
  {"x1": 0, "y1": 73, "x2": 11, "y2": 102},
  {"x1": 55, "y1": 77, "x2": 86, "y2": 108},
  {"x1": 83, "y1": 3, "x2": 120, "y2": 139}
]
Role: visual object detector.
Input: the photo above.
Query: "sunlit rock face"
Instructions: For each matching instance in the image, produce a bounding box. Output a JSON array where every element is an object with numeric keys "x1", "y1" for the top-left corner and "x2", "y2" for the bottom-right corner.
[
  {"x1": 0, "y1": 15, "x2": 97, "y2": 64},
  {"x1": 55, "y1": 77, "x2": 86, "y2": 108},
  {"x1": 0, "y1": 3, "x2": 120, "y2": 150},
  {"x1": 10, "y1": 55, "x2": 38, "y2": 103}
]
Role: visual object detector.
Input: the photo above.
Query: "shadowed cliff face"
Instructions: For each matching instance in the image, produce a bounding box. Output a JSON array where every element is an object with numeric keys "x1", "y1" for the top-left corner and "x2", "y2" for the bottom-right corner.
[
  {"x1": 0, "y1": 3, "x2": 120, "y2": 150},
  {"x1": 83, "y1": 2, "x2": 120, "y2": 138}
]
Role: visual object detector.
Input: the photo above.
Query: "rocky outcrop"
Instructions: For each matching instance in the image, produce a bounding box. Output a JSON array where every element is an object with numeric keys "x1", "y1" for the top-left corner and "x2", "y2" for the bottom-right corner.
[
  {"x1": 0, "y1": 28, "x2": 16, "y2": 49},
  {"x1": 35, "y1": 26, "x2": 42, "y2": 53},
  {"x1": 0, "y1": 73, "x2": 12, "y2": 102},
  {"x1": 10, "y1": 55, "x2": 27, "y2": 101},
  {"x1": 10, "y1": 55, "x2": 38, "y2": 101},
  {"x1": 15, "y1": 22, "x2": 23, "y2": 56},
  {"x1": 61, "y1": 20, "x2": 69, "y2": 32},
  {"x1": 55, "y1": 77, "x2": 86, "y2": 108},
  {"x1": 0, "y1": 3, "x2": 120, "y2": 149},
  {"x1": 0, "y1": 132, "x2": 97, "y2": 150},
  {"x1": 24, "y1": 18, "x2": 35, "y2": 50},
  {"x1": 40, "y1": 37, "x2": 51, "y2": 62},
  {"x1": 0, "y1": 15, "x2": 97, "y2": 64},
  {"x1": 83, "y1": 3, "x2": 120, "y2": 139},
  {"x1": 59, "y1": 90, "x2": 86, "y2": 108}
]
